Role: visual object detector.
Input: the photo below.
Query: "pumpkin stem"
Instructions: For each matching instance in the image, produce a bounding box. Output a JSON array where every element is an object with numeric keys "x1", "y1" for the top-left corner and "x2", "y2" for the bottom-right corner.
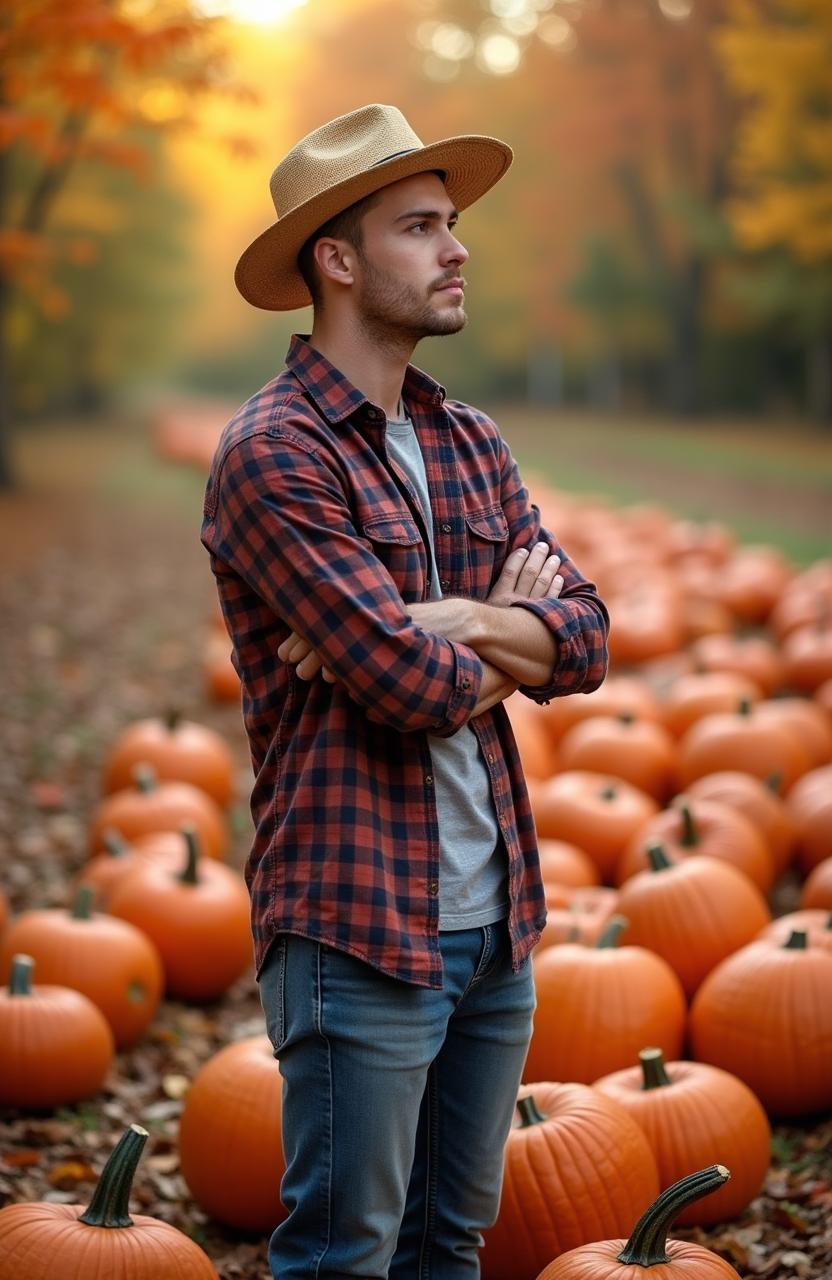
[
  {"x1": 646, "y1": 841, "x2": 673, "y2": 873},
  {"x1": 617, "y1": 1165, "x2": 731, "y2": 1265},
  {"x1": 165, "y1": 708, "x2": 182, "y2": 732},
  {"x1": 640, "y1": 1047, "x2": 673, "y2": 1090},
  {"x1": 600, "y1": 785, "x2": 618, "y2": 802},
  {"x1": 102, "y1": 828, "x2": 129, "y2": 858},
  {"x1": 516, "y1": 1095, "x2": 548, "y2": 1127},
  {"x1": 765, "y1": 771, "x2": 782, "y2": 795},
  {"x1": 784, "y1": 929, "x2": 808, "y2": 950},
  {"x1": 72, "y1": 884, "x2": 95, "y2": 920},
  {"x1": 78, "y1": 1124, "x2": 149, "y2": 1229},
  {"x1": 179, "y1": 827, "x2": 201, "y2": 885},
  {"x1": 596, "y1": 915, "x2": 628, "y2": 948},
  {"x1": 9, "y1": 954, "x2": 34, "y2": 996},
  {"x1": 737, "y1": 698, "x2": 752, "y2": 717},
  {"x1": 618, "y1": 711, "x2": 635, "y2": 726},
  {"x1": 677, "y1": 803, "x2": 698, "y2": 848},
  {"x1": 132, "y1": 763, "x2": 158, "y2": 794},
  {"x1": 826, "y1": 915, "x2": 832, "y2": 931}
]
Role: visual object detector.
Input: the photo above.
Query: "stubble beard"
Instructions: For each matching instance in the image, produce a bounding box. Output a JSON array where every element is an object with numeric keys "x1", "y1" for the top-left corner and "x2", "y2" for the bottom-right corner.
[{"x1": 356, "y1": 257, "x2": 467, "y2": 353}]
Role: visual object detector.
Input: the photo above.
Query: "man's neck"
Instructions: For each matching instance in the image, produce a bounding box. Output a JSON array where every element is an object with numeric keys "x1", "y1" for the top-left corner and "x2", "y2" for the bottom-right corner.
[{"x1": 309, "y1": 315, "x2": 414, "y2": 421}]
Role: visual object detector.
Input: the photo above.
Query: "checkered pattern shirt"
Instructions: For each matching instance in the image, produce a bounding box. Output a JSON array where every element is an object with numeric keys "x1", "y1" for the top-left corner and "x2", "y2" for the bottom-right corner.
[{"x1": 201, "y1": 335, "x2": 609, "y2": 987}]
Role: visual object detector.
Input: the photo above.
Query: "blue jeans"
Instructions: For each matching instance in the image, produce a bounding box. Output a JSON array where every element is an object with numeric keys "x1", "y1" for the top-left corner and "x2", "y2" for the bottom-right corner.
[{"x1": 258, "y1": 919, "x2": 536, "y2": 1279}]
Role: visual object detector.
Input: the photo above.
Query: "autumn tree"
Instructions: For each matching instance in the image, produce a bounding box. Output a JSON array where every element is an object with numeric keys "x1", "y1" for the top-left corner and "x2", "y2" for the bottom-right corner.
[
  {"x1": 0, "y1": 0, "x2": 249, "y2": 486},
  {"x1": 716, "y1": 0, "x2": 832, "y2": 420}
]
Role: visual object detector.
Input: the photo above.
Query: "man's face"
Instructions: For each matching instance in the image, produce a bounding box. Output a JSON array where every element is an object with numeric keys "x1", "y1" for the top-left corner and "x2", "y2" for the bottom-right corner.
[{"x1": 351, "y1": 172, "x2": 470, "y2": 342}]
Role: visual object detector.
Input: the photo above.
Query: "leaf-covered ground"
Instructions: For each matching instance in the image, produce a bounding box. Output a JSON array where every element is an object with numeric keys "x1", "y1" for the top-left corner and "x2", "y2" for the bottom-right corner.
[{"x1": 1, "y1": 418, "x2": 830, "y2": 1279}]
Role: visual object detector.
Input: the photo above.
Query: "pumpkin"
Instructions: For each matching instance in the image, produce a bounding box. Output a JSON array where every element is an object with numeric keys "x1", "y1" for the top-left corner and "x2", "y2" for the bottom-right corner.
[
  {"x1": 786, "y1": 766, "x2": 832, "y2": 876},
  {"x1": 539, "y1": 886, "x2": 619, "y2": 949},
  {"x1": 678, "y1": 698, "x2": 810, "y2": 794},
  {"x1": 689, "y1": 929, "x2": 832, "y2": 1116},
  {"x1": 506, "y1": 692, "x2": 560, "y2": 780},
  {"x1": 537, "y1": 839, "x2": 600, "y2": 889},
  {"x1": 683, "y1": 771, "x2": 795, "y2": 877},
  {"x1": 780, "y1": 620, "x2": 832, "y2": 693},
  {"x1": 0, "y1": 885, "x2": 163, "y2": 1049},
  {"x1": 102, "y1": 710, "x2": 236, "y2": 808},
  {"x1": 0, "y1": 954, "x2": 113, "y2": 1109},
  {"x1": 539, "y1": 678, "x2": 664, "y2": 748},
  {"x1": 593, "y1": 1049, "x2": 770, "y2": 1225},
  {"x1": 757, "y1": 910, "x2": 832, "y2": 951},
  {"x1": 688, "y1": 633, "x2": 783, "y2": 696},
  {"x1": 179, "y1": 1035, "x2": 286, "y2": 1232},
  {"x1": 753, "y1": 697, "x2": 832, "y2": 770},
  {"x1": 616, "y1": 798, "x2": 774, "y2": 893},
  {"x1": 0, "y1": 1123, "x2": 219, "y2": 1278},
  {"x1": 204, "y1": 633, "x2": 241, "y2": 702},
  {"x1": 523, "y1": 917, "x2": 686, "y2": 1085},
  {"x1": 615, "y1": 846, "x2": 771, "y2": 998},
  {"x1": 108, "y1": 829, "x2": 252, "y2": 1002},
  {"x1": 480, "y1": 1082, "x2": 660, "y2": 1280},
  {"x1": 605, "y1": 587, "x2": 684, "y2": 668},
  {"x1": 815, "y1": 676, "x2": 832, "y2": 720},
  {"x1": 666, "y1": 518, "x2": 735, "y2": 567},
  {"x1": 660, "y1": 671, "x2": 763, "y2": 740},
  {"x1": 557, "y1": 715, "x2": 679, "y2": 804},
  {"x1": 73, "y1": 829, "x2": 185, "y2": 908},
  {"x1": 800, "y1": 858, "x2": 832, "y2": 911},
  {"x1": 713, "y1": 545, "x2": 792, "y2": 625},
  {"x1": 88, "y1": 764, "x2": 228, "y2": 860},
  {"x1": 533, "y1": 1165, "x2": 738, "y2": 1280},
  {"x1": 768, "y1": 560, "x2": 832, "y2": 640},
  {"x1": 532, "y1": 772, "x2": 659, "y2": 883}
]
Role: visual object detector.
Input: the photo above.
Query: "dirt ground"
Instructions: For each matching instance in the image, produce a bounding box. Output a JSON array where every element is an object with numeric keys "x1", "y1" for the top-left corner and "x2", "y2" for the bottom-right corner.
[{"x1": 0, "y1": 415, "x2": 830, "y2": 1279}]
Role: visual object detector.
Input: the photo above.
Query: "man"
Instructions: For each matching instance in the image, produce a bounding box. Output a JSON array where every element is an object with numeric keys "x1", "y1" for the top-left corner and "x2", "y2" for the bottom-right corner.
[{"x1": 201, "y1": 103, "x2": 608, "y2": 1280}]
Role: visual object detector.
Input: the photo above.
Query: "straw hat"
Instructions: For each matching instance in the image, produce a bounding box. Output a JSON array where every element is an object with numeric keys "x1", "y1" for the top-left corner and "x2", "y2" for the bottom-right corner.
[{"x1": 234, "y1": 103, "x2": 513, "y2": 311}]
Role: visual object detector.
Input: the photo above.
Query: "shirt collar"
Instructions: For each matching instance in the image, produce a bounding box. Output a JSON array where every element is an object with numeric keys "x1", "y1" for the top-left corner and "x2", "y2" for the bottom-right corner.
[{"x1": 285, "y1": 333, "x2": 447, "y2": 426}]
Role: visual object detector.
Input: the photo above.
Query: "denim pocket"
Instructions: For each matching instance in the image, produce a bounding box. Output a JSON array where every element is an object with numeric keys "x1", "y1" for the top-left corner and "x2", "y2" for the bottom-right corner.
[{"x1": 259, "y1": 934, "x2": 288, "y2": 1056}]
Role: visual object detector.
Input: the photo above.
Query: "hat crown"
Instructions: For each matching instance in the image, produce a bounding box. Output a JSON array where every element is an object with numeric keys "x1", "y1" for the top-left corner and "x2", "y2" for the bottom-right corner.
[{"x1": 269, "y1": 104, "x2": 424, "y2": 220}]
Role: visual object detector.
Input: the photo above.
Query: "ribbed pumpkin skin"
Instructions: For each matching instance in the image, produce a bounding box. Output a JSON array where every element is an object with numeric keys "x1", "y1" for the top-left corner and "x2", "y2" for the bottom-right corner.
[
  {"x1": 593, "y1": 1060, "x2": 770, "y2": 1225},
  {"x1": 88, "y1": 779, "x2": 228, "y2": 860},
  {"x1": 480, "y1": 1083, "x2": 660, "y2": 1280},
  {"x1": 179, "y1": 1036, "x2": 286, "y2": 1232},
  {"x1": 684, "y1": 771, "x2": 795, "y2": 876},
  {"x1": 801, "y1": 859, "x2": 832, "y2": 911},
  {"x1": 0, "y1": 910, "x2": 163, "y2": 1049},
  {"x1": 689, "y1": 940, "x2": 832, "y2": 1116},
  {"x1": 523, "y1": 944, "x2": 686, "y2": 1085},
  {"x1": 0, "y1": 1202, "x2": 219, "y2": 1278},
  {"x1": 616, "y1": 799, "x2": 774, "y2": 892},
  {"x1": 102, "y1": 716, "x2": 236, "y2": 808},
  {"x1": 531, "y1": 772, "x2": 660, "y2": 882},
  {"x1": 615, "y1": 856, "x2": 771, "y2": 999},
  {"x1": 0, "y1": 984, "x2": 113, "y2": 1109},
  {"x1": 534, "y1": 1237, "x2": 739, "y2": 1280}
]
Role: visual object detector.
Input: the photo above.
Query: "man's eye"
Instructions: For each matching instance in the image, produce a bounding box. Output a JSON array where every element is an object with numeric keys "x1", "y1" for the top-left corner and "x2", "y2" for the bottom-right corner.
[{"x1": 410, "y1": 222, "x2": 427, "y2": 232}]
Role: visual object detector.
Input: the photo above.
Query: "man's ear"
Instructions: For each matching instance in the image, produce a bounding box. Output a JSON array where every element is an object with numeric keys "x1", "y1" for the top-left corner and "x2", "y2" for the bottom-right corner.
[{"x1": 314, "y1": 238, "x2": 356, "y2": 289}]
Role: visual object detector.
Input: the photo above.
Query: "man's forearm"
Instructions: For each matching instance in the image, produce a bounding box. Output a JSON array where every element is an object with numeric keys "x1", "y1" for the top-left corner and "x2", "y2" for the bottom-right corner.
[{"x1": 407, "y1": 598, "x2": 557, "y2": 688}]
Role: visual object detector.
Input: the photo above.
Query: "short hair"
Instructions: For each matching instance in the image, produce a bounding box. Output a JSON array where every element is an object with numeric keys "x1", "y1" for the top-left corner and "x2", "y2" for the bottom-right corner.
[{"x1": 297, "y1": 189, "x2": 382, "y2": 308}]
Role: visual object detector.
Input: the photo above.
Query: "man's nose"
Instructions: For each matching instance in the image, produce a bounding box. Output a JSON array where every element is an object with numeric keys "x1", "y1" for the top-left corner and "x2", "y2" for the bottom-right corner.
[{"x1": 441, "y1": 232, "x2": 469, "y2": 266}]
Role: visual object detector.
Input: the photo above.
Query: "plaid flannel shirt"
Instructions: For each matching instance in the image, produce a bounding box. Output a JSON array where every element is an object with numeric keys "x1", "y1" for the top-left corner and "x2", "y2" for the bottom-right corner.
[{"x1": 201, "y1": 335, "x2": 609, "y2": 987}]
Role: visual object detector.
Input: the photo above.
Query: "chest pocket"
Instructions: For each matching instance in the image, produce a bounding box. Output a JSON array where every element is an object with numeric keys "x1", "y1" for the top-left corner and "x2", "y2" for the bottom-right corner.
[
  {"x1": 362, "y1": 513, "x2": 426, "y2": 602},
  {"x1": 465, "y1": 505, "x2": 509, "y2": 597}
]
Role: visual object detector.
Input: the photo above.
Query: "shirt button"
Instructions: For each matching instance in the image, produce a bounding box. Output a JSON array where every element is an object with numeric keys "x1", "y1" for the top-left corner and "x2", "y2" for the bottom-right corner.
[
  {"x1": 441, "y1": 522, "x2": 452, "y2": 533},
  {"x1": 427, "y1": 880, "x2": 439, "y2": 896},
  {"x1": 487, "y1": 753, "x2": 495, "y2": 764},
  {"x1": 440, "y1": 578, "x2": 450, "y2": 589},
  {"x1": 461, "y1": 678, "x2": 470, "y2": 690},
  {"x1": 425, "y1": 774, "x2": 433, "y2": 785}
]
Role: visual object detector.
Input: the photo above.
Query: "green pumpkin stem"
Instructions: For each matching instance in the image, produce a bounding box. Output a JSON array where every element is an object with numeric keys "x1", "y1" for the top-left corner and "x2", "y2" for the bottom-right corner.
[
  {"x1": 646, "y1": 842, "x2": 673, "y2": 873},
  {"x1": 618, "y1": 711, "x2": 635, "y2": 726},
  {"x1": 132, "y1": 763, "x2": 158, "y2": 793},
  {"x1": 179, "y1": 827, "x2": 201, "y2": 885},
  {"x1": 165, "y1": 708, "x2": 182, "y2": 732},
  {"x1": 78, "y1": 1124, "x2": 148, "y2": 1229},
  {"x1": 617, "y1": 1165, "x2": 731, "y2": 1265},
  {"x1": 9, "y1": 954, "x2": 34, "y2": 996},
  {"x1": 784, "y1": 929, "x2": 808, "y2": 950},
  {"x1": 640, "y1": 1048, "x2": 673, "y2": 1090},
  {"x1": 516, "y1": 1095, "x2": 548, "y2": 1127},
  {"x1": 600, "y1": 785, "x2": 618, "y2": 802},
  {"x1": 72, "y1": 884, "x2": 95, "y2": 920},
  {"x1": 596, "y1": 915, "x2": 628, "y2": 948},
  {"x1": 737, "y1": 698, "x2": 753, "y2": 717},
  {"x1": 765, "y1": 771, "x2": 782, "y2": 795},
  {"x1": 677, "y1": 803, "x2": 698, "y2": 848},
  {"x1": 102, "y1": 829, "x2": 129, "y2": 858}
]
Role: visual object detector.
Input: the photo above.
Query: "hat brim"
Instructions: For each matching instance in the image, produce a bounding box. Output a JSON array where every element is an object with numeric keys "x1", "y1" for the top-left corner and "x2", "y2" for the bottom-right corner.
[{"x1": 234, "y1": 134, "x2": 512, "y2": 311}]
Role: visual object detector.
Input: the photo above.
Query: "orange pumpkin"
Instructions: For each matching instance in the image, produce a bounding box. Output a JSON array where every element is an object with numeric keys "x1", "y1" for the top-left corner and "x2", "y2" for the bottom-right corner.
[
  {"x1": 615, "y1": 847, "x2": 771, "y2": 999},
  {"x1": 780, "y1": 620, "x2": 832, "y2": 693},
  {"x1": 73, "y1": 829, "x2": 184, "y2": 908},
  {"x1": 557, "y1": 715, "x2": 679, "y2": 804},
  {"x1": 593, "y1": 1049, "x2": 770, "y2": 1225},
  {"x1": 179, "y1": 1036, "x2": 286, "y2": 1233},
  {"x1": 757, "y1": 910, "x2": 832, "y2": 951},
  {"x1": 683, "y1": 771, "x2": 795, "y2": 877},
  {"x1": 0, "y1": 886, "x2": 163, "y2": 1049},
  {"x1": 0, "y1": 1123, "x2": 219, "y2": 1278},
  {"x1": 88, "y1": 765, "x2": 228, "y2": 860},
  {"x1": 480, "y1": 1082, "x2": 660, "y2": 1280},
  {"x1": 523, "y1": 917, "x2": 686, "y2": 1084},
  {"x1": 534, "y1": 1166, "x2": 738, "y2": 1280},
  {"x1": 108, "y1": 829, "x2": 252, "y2": 1002},
  {"x1": 713, "y1": 545, "x2": 792, "y2": 625},
  {"x1": 786, "y1": 765, "x2": 832, "y2": 875},
  {"x1": 532, "y1": 772, "x2": 659, "y2": 883},
  {"x1": 688, "y1": 633, "x2": 783, "y2": 696},
  {"x1": 539, "y1": 886, "x2": 619, "y2": 949},
  {"x1": 800, "y1": 858, "x2": 832, "y2": 911},
  {"x1": 538, "y1": 677, "x2": 664, "y2": 748},
  {"x1": 0, "y1": 954, "x2": 113, "y2": 1109},
  {"x1": 506, "y1": 692, "x2": 559, "y2": 780},
  {"x1": 616, "y1": 799, "x2": 774, "y2": 893},
  {"x1": 678, "y1": 699, "x2": 811, "y2": 794},
  {"x1": 752, "y1": 697, "x2": 832, "y2": 770},
  {"x1": 537, "y1": 839, "x2": 600, "y2": 889},
  {"x1": 102, "y1": 710, "x2": 236, "y2": 809},
  {"x1": 689, "y1": 930, "x2": 832, "y2": 1116},
  {"x1": 660, "y1": 670, "x2": 763, "y2": 740},
  {"x1": 204, "y1": 633, "x2": 241, "y2": 702}
]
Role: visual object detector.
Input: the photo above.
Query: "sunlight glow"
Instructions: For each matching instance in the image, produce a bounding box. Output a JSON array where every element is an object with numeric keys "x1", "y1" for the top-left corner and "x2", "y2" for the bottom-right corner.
[
  {"x1": 477, "y1": 31, "x2": 521, "y2": 74},
  {"x1": 194, "y1": 0, "x2": 308, "y2": 25}
]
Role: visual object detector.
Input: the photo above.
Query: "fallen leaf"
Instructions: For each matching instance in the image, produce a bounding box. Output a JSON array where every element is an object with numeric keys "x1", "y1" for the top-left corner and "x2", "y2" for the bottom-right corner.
[{"x1": 47, "y1": 1161, "x2": 98, "y2": 1188}]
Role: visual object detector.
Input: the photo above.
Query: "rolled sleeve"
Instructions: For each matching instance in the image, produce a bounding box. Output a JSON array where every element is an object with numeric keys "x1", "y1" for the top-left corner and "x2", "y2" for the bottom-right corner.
[{"x1": 509, "y1": 595, "x2": 609, "y2": 703}]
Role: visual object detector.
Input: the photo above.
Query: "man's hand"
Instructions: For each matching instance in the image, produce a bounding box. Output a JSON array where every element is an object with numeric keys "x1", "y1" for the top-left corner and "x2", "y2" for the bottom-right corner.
[
  {"x1": 276, "y1": 631, "x2": 337, "y2": 683},
  {"x1": 487, "y1": 541, "x2": 563, "y2": 608}
]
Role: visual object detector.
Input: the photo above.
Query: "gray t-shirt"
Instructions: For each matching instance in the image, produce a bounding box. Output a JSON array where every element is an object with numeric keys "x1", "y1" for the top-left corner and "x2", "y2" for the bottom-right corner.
[{"x1": 384, "y1": 407, "x2": 508, "y2": 929}]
